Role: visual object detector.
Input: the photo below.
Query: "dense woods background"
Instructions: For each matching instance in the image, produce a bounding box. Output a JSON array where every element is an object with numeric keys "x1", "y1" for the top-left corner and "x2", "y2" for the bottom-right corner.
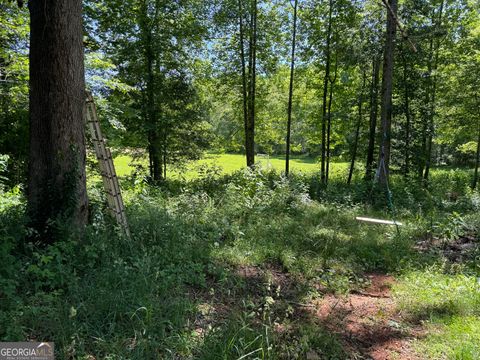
[{"x1": 1, "y1": 0, "x2": 479, "y2": 186}]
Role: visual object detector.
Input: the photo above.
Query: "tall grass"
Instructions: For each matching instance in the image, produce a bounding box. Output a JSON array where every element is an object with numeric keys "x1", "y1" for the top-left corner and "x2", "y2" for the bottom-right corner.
[{"x1": 0, "y1": 165, "x2": 478, "y2": 358}]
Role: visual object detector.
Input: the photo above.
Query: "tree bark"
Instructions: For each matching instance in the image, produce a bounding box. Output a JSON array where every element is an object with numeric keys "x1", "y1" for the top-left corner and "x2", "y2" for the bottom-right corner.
[
  {"x1": 140, "y1": 2, "x2": 162, "y2": 182},
  {"x1": 326, "y1": 58, "x2": 337, "y2": 184},
  {"x1": 402, "y1": 52, "x2": 411, "y2": 176},
  {"x1": 245, "y1": 0, "x2": 257, "y2": 167},
  {"x1": 376, "y1": 0, "x2": 397, "y2": 185},
  {"x1": 320, "y1": 0, "x2": 333, "y2": 184},
  {"x1": 472, "y1": 118, "x2": 480, "y2": 190},
  {"x1": 419, "y1": 36, "x2": 433, "y2": 180},
  {"x1": 238, "y1": 0, "x2": 249, "y2": 167},
  {"x1": 146, "y1": 50, "x2": 162, "y2": 182},
  {"x1": 28, "y1": 0, "x2": 87, "y2": 239},
  {"x1": 348, "y1": 71, "x2": 366, "y2": 185},
  {"x1": 285, "y1": 0, "x2": 298, "y2": 176},
  {"x1": 422, "y1": 0, "x2": 444, "y2": 182},
  {"x1": 163, "y1": 137, "x2": 167, "y2": 180},
  {"x1": 365, "y1": 56, "x2": 381, "y2": 181}
]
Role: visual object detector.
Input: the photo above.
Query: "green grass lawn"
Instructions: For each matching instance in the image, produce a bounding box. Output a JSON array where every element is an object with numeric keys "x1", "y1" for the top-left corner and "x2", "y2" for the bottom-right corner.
[
  {"x1": 394, "y1": 269, "x2": 480, "y2": 359},
  {"x1": 194, "y1": 153, "x2": 320, "y2": 173},
  {"x1": 114, "y1": 152, "x2": 352, "y2": 179}
]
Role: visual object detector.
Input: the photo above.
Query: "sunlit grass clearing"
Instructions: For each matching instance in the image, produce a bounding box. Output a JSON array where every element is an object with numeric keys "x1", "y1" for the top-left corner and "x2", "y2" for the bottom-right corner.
[{"x1": 113, "y1": 152, "x2": 352, "y2": 179}]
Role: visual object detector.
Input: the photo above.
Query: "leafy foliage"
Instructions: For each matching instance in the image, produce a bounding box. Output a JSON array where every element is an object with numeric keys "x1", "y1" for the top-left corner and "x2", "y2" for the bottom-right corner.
[{"x1": 1, "y1": 166, "x2": 479, "y2": 358}]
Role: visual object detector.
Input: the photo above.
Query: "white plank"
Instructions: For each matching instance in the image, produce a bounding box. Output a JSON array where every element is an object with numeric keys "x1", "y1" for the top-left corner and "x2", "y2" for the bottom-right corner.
[{"x1": 355, "y1": 217, "x2": 403, "y2": 226}]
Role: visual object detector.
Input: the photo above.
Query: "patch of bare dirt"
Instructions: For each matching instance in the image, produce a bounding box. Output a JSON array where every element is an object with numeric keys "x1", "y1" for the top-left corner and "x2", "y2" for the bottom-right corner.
[
  {"x1": 311, "y1": 274, "x2": 425, "y2": 360},
  {"x1": 187, "y1": 265, "x2": 428, "y2": 359},
  {"x1": 414, "y1": 234, "x2": 478, "y2": 263}
]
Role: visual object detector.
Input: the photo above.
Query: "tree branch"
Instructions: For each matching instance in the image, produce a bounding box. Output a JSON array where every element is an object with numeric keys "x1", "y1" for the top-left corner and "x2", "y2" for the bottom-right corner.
[{"x1": 380, "y1": 0, "x2": 417, "y2": 53}]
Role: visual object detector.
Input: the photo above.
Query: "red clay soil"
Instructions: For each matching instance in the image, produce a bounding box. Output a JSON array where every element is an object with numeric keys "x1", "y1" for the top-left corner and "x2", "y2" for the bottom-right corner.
[
  {"x1": 189, "y1": 266, "x2": 426, "y2": 359},
  {"x1": 312, "y1": 274, "x2": 424, "y2": 360}
]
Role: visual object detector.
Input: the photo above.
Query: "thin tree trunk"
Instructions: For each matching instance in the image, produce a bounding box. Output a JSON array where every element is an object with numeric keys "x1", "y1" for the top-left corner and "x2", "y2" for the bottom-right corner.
[
  {"x1": 423, "y1": 50, "x2": 441, "y2": 180},
  {"x1": 146, "y1": 51, "x2": 162, "y2": 182},
  {"x1": 419, "y1": 38, "x2": 433, "y2": 179},
  {"x1": 326, "y1": 58, "x2": 337, "y2": 184},
  {"x1": 245, "y1": 0, "x2": 257, "y2": 167},
  {"x1": 423, "y1": 80, "x2": 436, "y2": 181},
  {"x1": 376, "y1": 0, "x2": 397, "y2": 185},
  {"x1": 321, "y1": 0, "x2": 333, "y2": 184},
  {"x1": 285, "y1": 0, "x2": 298, "y2": 175},
  {"x1": 402, "y1": 53, "x2": 411, "y2": 176},
  {"x1": 238, "y1": 0, "x2": 249, "y2": 167},
  {"x1": 250, "y1": 0, "x2": 257, "y2": 163},
  {"x1": 162, "y1": 130, "x2": 167, "y2": 180},
  {"x1": 423, "y1": 0, "x2": 444, "y2": 182},
  {"x1": 365, "y1": 56, "x2": 380, "y2": 181},
  {"x1": 348, "y1": 71, "x2": 366, "y2": 185},
  {"x1": 163, "y1": 146, "x2": 167, "y2": 180},
  {"x1": 472, "y1": 117, "x2": 480, "y2": 190},
  {"x1": 28, "y1": 0, "x2": 88, "y2": 239}
]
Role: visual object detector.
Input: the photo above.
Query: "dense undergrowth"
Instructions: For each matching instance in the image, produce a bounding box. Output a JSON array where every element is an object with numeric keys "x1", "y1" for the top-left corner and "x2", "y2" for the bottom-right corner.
[{"x1": 0, "y1": 166, "x2": 479, "y2": 359}]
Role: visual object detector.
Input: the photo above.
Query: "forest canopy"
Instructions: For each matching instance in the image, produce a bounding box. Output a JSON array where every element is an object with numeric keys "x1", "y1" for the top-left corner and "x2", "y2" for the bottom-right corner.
[{"x1": 1, "y1": 0, "x2": 479, "y2": 185}]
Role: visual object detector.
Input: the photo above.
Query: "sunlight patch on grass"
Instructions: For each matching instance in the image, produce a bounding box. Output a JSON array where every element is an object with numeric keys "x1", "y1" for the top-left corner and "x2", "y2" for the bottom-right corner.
[
  {"x1": 194, "y1": 153, "x2": 321, "y2": 174},
  {"x1": 417, "y1": 316, "x2": 480, "y2": 360},
  {"x1": 394, "y1": 269, "x2": 480, "y2": 319},
  {"x1": 394, "y1": 269, "x2": 480, "y2": 359},
  {"x1": 112, "y1": 152, "x2": 352, "y2": 180},
  {"x1": 113, "y1": 154, "x2": 143, "y2": 177}
]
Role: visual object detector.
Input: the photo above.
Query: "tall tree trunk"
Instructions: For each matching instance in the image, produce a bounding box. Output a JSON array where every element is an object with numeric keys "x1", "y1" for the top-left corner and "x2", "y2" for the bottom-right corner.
[
  {"x1": 163, "y1": 138, "x2": 167, "y2": 180},
  {"x1": 365, "y1": 56, "x2": 381, "y2": 181},
  {"x1": 472, "y1": 117, "x2": 480, "y2": 190},
  {"x1": 402, "y1": 52, "x2": 411, "y2": 176},
  {"x1": 28, "y1": 0, "x2": 87, "y2": 239},
  {"x1": 419, "y1": 38, "x2": 432, "y2": 179},
  {"x1": 325, "y1": 58, "x2": 337, "y2": 184},
  {"x1": 146, "y1": 50, "x2": 162, "y2": 182},
  {"x1": 422, "y1": 0, "x2": 444, "y2": 182},
  {"x1": 238, "y1": 0, "x2": 249, "y2": 167},
  {"x1": 245, "y1": 0, "x2": 257, "y2": 167},
  {"x1": 348, "y1": 71, "x2": 366, "y2": 185},
  {"x1": 376, "y1": 0, "x2": 397, "y2": 185},
  {"x1": 140, "y1": 2, "x2": 162, "y2": 182},
  {"x1": 285, "y1": 0, "x2": 298, "y2": 175},
  {"x1": 320, "y1": 0, "x2": 333, "y2": 184},
  {"x1": 423, "y1": 80, "x2": 436, "y2": 181},
  {"x1": 163, "y1": 152, "x2": 167, "y2": 180}
]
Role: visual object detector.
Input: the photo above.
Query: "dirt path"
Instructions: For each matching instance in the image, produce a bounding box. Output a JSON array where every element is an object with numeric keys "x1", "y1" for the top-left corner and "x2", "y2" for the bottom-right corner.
[
  {"x1": 188, "y1": 266, "x2": 428, "y2": 359},
  {"x1": 311, "y1": 274, "x2": 424, "y2": 359}
]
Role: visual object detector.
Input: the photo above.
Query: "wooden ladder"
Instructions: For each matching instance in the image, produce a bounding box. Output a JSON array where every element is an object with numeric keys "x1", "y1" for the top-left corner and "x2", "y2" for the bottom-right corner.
[{"x1": 85, "y1": 92, "x2": 130, "y2": 237}]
